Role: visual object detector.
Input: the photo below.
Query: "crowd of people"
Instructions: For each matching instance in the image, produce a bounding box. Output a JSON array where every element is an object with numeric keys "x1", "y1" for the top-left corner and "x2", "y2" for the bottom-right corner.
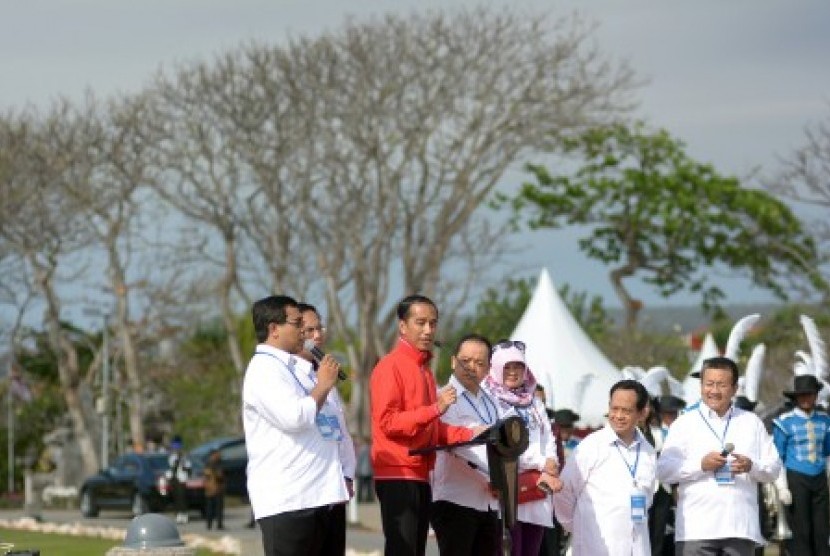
[{"x1": 241, "y1": 293, "x2": 830, "y2": 556}]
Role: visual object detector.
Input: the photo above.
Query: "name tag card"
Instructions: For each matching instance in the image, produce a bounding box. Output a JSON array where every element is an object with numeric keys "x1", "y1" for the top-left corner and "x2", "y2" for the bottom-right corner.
[
  {"x1": 630, "y1": 490, "x2": 647, "y2": 523},
  {"x1": 714, "y1": 457, "x2": 735, "y2": 485}
]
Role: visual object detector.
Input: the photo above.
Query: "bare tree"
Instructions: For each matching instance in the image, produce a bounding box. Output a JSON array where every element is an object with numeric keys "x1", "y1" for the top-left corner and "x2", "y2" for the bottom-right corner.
[
  {"x1": 147, "y1": 61, "x2": 265, "y2": 377},
  {"x1": 232, "y1": 9, "x2": 639, "y2": 434},
  {"x1": 768, "y1": 108, "x2": 830, "y2": 291},
  {"x1": 0, "y1": 104, "x2": 101, "y2": 476},
  {"x1": 56, "y1": 93, "x2": 166, "y2": 453}
]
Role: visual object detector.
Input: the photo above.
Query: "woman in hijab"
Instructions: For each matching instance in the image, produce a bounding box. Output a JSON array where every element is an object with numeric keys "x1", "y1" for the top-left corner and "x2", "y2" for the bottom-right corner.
[{"x1": 483, "y1": 340, "x2": 562, "y2": 556}]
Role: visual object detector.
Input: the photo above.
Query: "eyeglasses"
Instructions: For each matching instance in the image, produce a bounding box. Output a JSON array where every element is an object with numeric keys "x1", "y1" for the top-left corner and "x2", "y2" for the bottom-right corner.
[
  {"x1": 457, "y1": 357, "x2": 489, "y2": 369},
  {"x1": 492, "y1": 340, "x2": 526, "y2": 354},
  {"x1": 283, "y1": 319, "x2": 303, "y2": 329},
  {"x1": 303, "y1": 325, "x2": 327, "y2": 336}
]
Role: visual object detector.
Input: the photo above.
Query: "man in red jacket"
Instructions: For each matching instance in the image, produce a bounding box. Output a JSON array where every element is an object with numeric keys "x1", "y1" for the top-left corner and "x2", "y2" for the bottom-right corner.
[{"x1": 370, "y1": 294, "x2": 483, "y2": 556}]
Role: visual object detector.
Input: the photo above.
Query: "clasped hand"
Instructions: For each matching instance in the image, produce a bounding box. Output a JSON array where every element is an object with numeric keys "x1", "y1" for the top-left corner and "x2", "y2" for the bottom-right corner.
[{"x1": 700, "y1": 451, "x2": 752, "y2": 474}]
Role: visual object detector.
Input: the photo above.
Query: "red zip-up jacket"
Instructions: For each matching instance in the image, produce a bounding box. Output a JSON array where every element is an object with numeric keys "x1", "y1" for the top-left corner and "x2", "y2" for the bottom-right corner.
[{"x1": 370, "y1": 339, "x2": 474, "y2": 481}]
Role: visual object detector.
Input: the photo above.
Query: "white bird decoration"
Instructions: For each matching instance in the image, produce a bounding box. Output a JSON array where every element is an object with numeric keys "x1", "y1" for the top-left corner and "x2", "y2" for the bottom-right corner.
[
  {"x1": 639, "y1": 366, "x2": 670, "y2": 398},
  {"x1": 725, "y1": 313, "x2": 761, "y2": 363},
  {"x1": 743, "y1": 343, "x2": 765, "y2": 404},
  {"x1": 797, "y1": 315, "x2": 829, "y2": 407}
]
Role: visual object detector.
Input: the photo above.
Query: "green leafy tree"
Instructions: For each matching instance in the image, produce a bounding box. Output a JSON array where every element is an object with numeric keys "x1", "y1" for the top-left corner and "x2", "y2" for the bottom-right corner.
[{"x1": 509, "y1": 122, "x2": 824, "y2": 329}]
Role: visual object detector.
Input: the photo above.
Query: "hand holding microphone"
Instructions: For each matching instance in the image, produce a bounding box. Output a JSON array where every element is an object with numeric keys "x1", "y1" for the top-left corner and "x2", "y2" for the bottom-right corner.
[
  {"x1": 304, "y1": 339, "x2": 348, "y2": 381},
  {"x1": 702, "y1": 442, "x2": 735, "y2": 472}
]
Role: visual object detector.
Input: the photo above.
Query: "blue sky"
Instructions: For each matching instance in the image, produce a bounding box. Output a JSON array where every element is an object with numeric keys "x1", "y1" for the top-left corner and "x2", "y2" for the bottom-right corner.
[{"x1": 3, "y1": 0, "x2": 829, "y2": 308}]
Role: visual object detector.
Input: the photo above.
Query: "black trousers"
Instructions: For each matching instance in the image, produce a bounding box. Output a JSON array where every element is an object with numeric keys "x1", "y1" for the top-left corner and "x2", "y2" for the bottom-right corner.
[
  {"x1": 787, "y1": 469, "x2": 830, "y2": 556},
  {"x1": 539, "y1": 514, "x2": 567, "y2": 556},
  {"x1": 430, "y1": 500, "x2": 501, "y2": 555},
  {"x1": 205, "y1": 494, "x2": 224, "y2": 529},
  {"x1": 258, "y1": 504, "x2": 346, "y2": 556},
  {"x1": 676, "y1": 538, "x2": 755, "y2": 556},
  {"x1": 375, "y1": 479, "x2": 432, "y2": 556},
  {"x1": 650, "y1": 486, "x2": 674, "y2": 556},
  {"x1": 357, "y1": 475, "x2": 375, "y2": 502}
]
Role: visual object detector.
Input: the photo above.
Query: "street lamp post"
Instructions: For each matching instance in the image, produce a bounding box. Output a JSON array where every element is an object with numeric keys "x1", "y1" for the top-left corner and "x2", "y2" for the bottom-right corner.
[
  {"x1": 6, "y1": 369, "x2": 12, "y2": 494},
  {"x1": 101, "y1": 315, "x2": 110, "y2": 469}
]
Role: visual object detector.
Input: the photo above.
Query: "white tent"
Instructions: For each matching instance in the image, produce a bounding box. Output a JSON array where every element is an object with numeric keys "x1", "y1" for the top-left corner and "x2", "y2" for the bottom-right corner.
[{"x1": 510, "y1": 268, "x2": 621, "y2": 427}]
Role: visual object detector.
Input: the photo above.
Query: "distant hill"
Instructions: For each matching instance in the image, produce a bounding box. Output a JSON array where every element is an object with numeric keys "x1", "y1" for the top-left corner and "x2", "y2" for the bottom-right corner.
[{"x1": 607, "y1": 303, "x2": 785, "y2": 334}]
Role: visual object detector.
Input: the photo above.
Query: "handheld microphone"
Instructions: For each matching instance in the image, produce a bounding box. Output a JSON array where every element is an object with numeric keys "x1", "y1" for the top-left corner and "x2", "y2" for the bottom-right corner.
[
  {"x1": 720, "y1": 442, "x2": 735, "y2": 457},
  {"x1": 304, "y1": 339, "x2": 348, "y2": 381}
]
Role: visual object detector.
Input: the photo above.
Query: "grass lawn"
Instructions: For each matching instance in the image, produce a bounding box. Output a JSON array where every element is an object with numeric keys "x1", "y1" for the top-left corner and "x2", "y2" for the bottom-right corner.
[{"x1": 0, "y1": 528, "x2": 220, "y2": 555}]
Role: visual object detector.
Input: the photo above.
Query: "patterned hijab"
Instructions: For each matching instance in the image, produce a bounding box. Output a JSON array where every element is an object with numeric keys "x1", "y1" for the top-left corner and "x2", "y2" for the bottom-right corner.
[{"x1": 484, "y1": 344, "x2": 537, "y2": 408}]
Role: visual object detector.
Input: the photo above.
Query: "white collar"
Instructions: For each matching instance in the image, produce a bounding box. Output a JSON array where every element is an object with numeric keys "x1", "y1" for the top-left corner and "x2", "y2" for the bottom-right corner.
[
  {"x1": 701, "y1": 403, "x2": 733, "y2": 420},
  {"x1": 794, "y1": 407, "x2": 815, "y2": 419},
  {"x1": 601, "y1": 423, "x2": 641, "y2": 448},
  {"x1": 449, "y1": 374, "x2": 485, "y2": 399}
]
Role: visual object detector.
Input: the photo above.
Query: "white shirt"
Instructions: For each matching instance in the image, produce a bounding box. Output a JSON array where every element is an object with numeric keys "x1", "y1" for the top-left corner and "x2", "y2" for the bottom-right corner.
[
  {"x1": 296, "y1": 357, "x2": 356, "y2": 481},
  {"x1": 242, "y1": 344, "x2": 348, "y2": 519},
  {"x1": 553, "y1": 425, "x2": 656, "y2": 556},
  {"x1": 655, "y1": 403, "x2": 781, "y2": 545},
  {"x1": 487, "y1": 394, "x2": 558, "y2": 527},
  {"x1": 432, "y1": 375, "x2": 500, "y2": 512}
]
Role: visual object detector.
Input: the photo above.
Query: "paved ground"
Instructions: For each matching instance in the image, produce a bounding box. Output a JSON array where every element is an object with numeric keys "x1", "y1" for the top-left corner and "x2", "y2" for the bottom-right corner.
[
  {"x1": 1, "y1": 502, "x2": 788, "y2": 555},
  {"x1": 0, "y1": 499, "x2": 441, "y2": 555}
]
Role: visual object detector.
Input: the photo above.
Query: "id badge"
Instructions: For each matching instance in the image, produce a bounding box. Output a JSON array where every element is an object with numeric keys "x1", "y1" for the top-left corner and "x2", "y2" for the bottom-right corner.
[
  {"x1": 316, "y1": 413, "x2": 335, "y2": 440},
  {"x1": 326, "y1": 414, "x2": 344, "y2": 441},
  {"x1": 630, "y1": 491, "x2": 647, "y2": 523},
  {"x1": 714, "y1": 459, "x2": 735, "y2": 485}
]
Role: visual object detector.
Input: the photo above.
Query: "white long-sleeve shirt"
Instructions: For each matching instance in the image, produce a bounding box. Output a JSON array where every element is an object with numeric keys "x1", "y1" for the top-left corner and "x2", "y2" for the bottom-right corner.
[
  {"x1": 485, "y1": 394, "x2": 558, "y2": 528},
  {"x1": 432, "y1": 375, "x2": 500, "y2": 511},
  {"x1": 553, "y1": 425, "x2": 656, "y2": 556},
  {"x1": 295, "y1": 358, "x2": 356, "y2": 481},
  {"x1": 243, "y1": 344, "x2": 348, "y2": 519},
  {"x1": 655, "y1": 403, "x2": 781, "y2": 545}
]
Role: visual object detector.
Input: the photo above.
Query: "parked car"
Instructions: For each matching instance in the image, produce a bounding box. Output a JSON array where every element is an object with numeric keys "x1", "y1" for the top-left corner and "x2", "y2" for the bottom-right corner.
[
  {"x1": 79, "y1": 452, "x2": 170, "y2": 518},
  {"x1": 183, "y1": 436, "x2": 248, "y2": 512}
]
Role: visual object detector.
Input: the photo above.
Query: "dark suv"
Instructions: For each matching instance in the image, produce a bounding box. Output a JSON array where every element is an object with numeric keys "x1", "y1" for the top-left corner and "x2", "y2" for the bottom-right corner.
[
  {"x1": 79, "y1": 452, "x2": 170, "y2": 517},
  {"x1": 185, "y1": 437, "x2": 248, "y2": 512}
]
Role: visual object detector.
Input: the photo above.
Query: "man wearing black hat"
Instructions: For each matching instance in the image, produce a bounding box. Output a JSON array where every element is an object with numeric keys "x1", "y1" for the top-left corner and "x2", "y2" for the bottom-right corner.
[
  {"x1": 553, "y1": 409, "x2": 581, "y2": 459},
  {"x1": 772, "y1": 374, "x2": 830, "y2": 556}
]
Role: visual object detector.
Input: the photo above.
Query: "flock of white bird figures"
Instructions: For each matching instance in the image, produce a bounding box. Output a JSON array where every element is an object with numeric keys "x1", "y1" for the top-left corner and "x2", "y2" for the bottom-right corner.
[{"x1": 620, "y1": 313, "x2": 829, "y2": 416}]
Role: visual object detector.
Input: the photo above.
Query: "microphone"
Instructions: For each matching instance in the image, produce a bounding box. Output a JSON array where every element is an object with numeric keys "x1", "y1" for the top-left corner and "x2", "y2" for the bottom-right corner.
[
  {"x1": 720, "y1": 442, "x2": 735, "y2": 457},
  {"x1": 304, "y1": 339, "x2": 348, "y2": 381}
]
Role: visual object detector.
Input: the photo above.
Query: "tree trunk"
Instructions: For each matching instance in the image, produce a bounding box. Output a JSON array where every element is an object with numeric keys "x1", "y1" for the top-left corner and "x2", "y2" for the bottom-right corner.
[
  {"x1": 36, "y1": 263, "x2": 100, "y2": 476},
  {"x1": 610, "y1": 265, "x2": 643, "y2": 330}
]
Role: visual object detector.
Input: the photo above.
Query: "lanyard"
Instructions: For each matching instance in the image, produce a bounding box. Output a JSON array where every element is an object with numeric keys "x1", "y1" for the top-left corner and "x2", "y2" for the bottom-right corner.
[
  {"x1": 255, "y1": 351, "x2": 315, "y2": 395},
  {"x1": 462, "y1": 391, "x2": 496, "y2": 425},
  {"x1": 614, "y1": 439, "x2": 641, "y2": 481},
  {"x1": 697, "y1": 407, "x2": 732, "y2": 449}
]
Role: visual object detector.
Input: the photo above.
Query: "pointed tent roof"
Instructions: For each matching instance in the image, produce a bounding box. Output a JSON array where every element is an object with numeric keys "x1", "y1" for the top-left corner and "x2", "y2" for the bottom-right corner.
[{"x1": 510, "y1": 268, "x2": 621, "y2": 427}]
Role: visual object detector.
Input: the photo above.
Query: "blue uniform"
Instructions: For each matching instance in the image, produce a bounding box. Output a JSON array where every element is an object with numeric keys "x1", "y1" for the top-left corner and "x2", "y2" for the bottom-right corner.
[
  {"x1": 773, "y1": 408, "x2": 830, "y2": 556},
  {"x1": 773, "y1": 409, "x2": 830, "y2": 476}
]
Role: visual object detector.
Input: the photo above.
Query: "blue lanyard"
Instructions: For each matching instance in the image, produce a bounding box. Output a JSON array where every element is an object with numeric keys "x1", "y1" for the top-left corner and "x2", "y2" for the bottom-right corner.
[
  {"x1": 255, "y1": 351, "x2": 315, "y2": 395},
  {"x1": 462, "y1": 391, "x2": 496, "y2": 425},
  {"x1": 614, "y1": 439, "x2": 641, "y2": 481},
  {"x1": 697, "y1": 407, "x2": 732, "y2": 449}
]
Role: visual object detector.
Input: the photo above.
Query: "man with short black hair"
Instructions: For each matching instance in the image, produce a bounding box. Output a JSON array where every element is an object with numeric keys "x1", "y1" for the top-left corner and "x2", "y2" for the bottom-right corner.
[
  {"x1": 370, "y1": 294, "x2": 483, "y2": 556},
  {"x1": 553, "y1": 379, "x2": 657, "y2": 555},
  {"x1": 296, "y1": 302, "x2": 356, "y2": 555},
  {"x1": 243, "y1": 295, "x2": 347, "y2": 556},
  {"x1": 430, "y1": 333, "x2": 501, "y2": 555},
  {"x1": 656, "y1": 357, "x2": 781, "y2": 556}
]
